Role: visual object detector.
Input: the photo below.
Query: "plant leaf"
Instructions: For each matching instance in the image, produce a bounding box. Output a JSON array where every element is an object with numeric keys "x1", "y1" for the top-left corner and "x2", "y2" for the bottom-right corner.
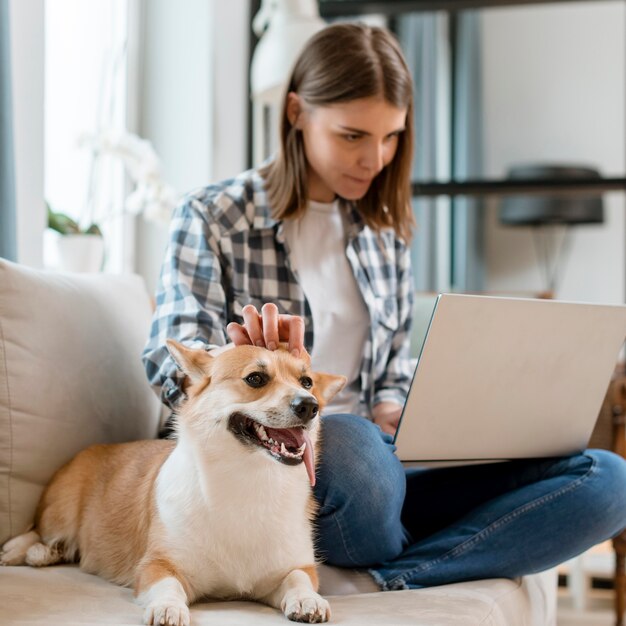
[
  {"x1": 84, "y1": 223, "x2": 103, "y2": 236},
  {"x1": 47, "y1": 205, "x2": 81, "y2": 235}
]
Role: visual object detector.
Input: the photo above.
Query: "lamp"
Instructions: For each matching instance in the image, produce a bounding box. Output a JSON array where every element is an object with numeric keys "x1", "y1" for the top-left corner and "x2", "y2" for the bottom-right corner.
[
  {"x1": 499, "y1": 164, "x2": 605, "y2": 297},
  {"x1": 250, "y1": 0, "x2": 326, "y2": 166}
]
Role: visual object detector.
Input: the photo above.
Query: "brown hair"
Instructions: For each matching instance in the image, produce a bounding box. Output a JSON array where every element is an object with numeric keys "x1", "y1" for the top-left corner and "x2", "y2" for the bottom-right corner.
[{"x1": 260, "y1": 22, "x2": 415, "y2": 243}]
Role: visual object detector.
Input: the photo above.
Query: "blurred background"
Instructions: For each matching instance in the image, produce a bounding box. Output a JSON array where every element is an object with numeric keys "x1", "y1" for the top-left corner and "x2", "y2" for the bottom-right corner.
[
  {"x1": 2, "y1": 0, "x2": 624, "y2": 305},
  {"x1": 1, "y1": 1, "x2": 626, "y2": 622}
]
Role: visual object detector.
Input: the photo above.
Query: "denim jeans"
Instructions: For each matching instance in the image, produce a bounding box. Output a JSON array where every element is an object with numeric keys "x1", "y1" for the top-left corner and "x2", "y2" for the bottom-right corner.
[{"x1": 313, "y1": 413, "x2": 626, "y2": 590}]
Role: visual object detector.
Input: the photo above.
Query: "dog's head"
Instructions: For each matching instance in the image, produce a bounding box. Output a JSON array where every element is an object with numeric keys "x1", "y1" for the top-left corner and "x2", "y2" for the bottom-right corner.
[{"x1": 166, "y1": 340, "x2": 346, "y2": 486}]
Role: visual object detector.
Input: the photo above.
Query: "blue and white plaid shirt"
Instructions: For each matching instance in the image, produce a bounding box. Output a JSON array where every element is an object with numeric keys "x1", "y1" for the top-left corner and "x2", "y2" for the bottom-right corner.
[{"x1": 142, "y1": 168, "x2": 415, "y2": 417}]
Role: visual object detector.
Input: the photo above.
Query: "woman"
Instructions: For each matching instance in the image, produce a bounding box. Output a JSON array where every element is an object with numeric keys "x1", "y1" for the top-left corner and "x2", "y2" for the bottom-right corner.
[{"x1": 143, "y1": 22, "x2": 626, "y2": 590}]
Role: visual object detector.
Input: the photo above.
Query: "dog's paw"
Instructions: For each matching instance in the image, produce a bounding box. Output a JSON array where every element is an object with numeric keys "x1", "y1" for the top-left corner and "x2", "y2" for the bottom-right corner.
[
  {"x1": 0, "y1": 545, "x2": 22, "y2": 566},
  {"x1": 0, "y1": 531, "x2": 40, "y2": 566},
  {"x1": 142, "y1": 603, "x2": 190, "y2": 626},
  {"x1": 0, "y1": 549, "x2": 23, "y2": 566},
  {"x1": 25, "y1": 542, "x2": 63, "y2": 567},
  {"x1": 282, "y1": 590, "x2": 331, "y2": 623}
]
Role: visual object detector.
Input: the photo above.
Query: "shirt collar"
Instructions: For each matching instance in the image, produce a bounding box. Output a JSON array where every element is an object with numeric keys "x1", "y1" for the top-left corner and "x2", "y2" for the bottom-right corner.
[
  {"x1": 249, "y1": 168, "x2": 366, "y2": 238},
  {"x1": 249, "y1": 169, "x2": 279, "y2": 230}
]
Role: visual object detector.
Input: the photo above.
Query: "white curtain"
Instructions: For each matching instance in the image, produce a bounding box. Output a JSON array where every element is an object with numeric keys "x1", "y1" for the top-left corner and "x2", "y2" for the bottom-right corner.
[
  {"x1": 451, "y1": 11, "x2": 485, "y2": 293},
  {"x1": 398, "y1": 11, "x2": 485, "y2": 293}
]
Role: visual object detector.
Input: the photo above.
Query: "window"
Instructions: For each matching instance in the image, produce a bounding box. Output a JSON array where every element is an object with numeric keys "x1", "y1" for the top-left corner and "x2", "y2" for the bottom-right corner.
[{"x1": 44, "y1": 0, "x2": 132, "y2": 272}]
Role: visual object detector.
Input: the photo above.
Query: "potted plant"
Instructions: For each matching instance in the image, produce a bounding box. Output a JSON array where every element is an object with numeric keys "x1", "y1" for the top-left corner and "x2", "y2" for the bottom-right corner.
[
  {"x1": 44, "y1": 130, "x2": 177, "y2": 274},
  {"x1": 44, "y1": 203, "x2": 105, "y2": 273}
]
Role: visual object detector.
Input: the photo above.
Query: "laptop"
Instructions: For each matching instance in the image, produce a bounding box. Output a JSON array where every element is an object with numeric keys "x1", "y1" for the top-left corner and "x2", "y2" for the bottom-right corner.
[{"x1": 394, "y1": 294, "x2": 626, "y2": 465}]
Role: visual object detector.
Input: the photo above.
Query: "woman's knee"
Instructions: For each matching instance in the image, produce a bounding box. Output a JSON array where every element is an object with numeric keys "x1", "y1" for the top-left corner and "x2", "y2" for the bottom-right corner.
[
  {"x1": 583, "y1": 449, "x2": 626, "y2": 535},
  {"x1": 314, "y1": 413, "x2": 407, "y2": 564},
  {"x1": 319, "y1": 412, "x2": 389, "y2": 459},
  {"x1": 317, "y1": 413, "x2": 406, "y2": 507}
]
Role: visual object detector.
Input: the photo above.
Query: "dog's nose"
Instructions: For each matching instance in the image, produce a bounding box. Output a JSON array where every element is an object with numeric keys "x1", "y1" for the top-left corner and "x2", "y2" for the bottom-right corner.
[{"x1": 291, "y1": 396, "x2": 318, "y2": 422}]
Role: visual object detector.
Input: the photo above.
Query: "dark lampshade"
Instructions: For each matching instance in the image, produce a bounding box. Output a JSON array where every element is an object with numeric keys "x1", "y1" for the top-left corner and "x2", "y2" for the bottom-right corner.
[{"x1": 499, "y1": 164, "x2": 604, "y2": 226}]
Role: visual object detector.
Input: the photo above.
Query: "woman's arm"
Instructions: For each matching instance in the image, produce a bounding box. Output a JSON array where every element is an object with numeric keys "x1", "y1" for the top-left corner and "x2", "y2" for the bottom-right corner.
[
  {"x1": 372, "y1": 238, "x2": 415, "y2": 432},
  {"x1": 142, "y1": 197, "x2": 308, "y2": 408},
  {"x1": 142, "y1": 197, "x2": 230, "y2": 408}
]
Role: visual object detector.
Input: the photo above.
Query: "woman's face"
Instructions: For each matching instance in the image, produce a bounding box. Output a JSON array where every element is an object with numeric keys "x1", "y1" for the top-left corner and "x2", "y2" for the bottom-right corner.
[{"x1": 288, "y1": 95, "x2": 408, "y2": 203}]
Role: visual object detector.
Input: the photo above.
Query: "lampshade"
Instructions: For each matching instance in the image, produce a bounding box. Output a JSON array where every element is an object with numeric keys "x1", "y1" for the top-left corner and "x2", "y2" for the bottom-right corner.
[
  {"x1": 499, "y1": 164, "x2": 604, "y2": 226},
  {"x1": 250, "y1": 0, "x2": 326, "y2": 103}
]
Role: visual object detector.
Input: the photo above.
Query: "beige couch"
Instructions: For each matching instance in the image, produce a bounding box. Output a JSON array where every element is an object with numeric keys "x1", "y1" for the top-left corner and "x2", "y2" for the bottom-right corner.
[{"x1": 0, "y1": 259, "x2": 557, "y2": 625}]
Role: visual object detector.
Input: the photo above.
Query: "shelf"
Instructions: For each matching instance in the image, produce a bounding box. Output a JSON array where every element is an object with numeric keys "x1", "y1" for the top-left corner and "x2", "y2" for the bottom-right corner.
[
  {"x1": 319, "y1": 0, "x2": 594, "y2": 17},
  {"x1": 316, "y1": 1, "x2": 626, "y2": 198},
  {"x1": 411, "y1": 177, "x2": 626, "y2": 198}
]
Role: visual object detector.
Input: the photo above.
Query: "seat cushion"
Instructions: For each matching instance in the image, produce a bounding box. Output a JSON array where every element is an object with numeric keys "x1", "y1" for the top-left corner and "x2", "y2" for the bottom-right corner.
[
  {"x1": 0, "y1": 260, "x2": 161, "y2": 545},
  {"x1": 0, "y1": 564, "x2": 557, "y2": 625}
]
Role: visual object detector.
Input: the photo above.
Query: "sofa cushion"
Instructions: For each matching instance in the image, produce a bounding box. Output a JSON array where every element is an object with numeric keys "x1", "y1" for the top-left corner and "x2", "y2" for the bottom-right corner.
[
  {"x1": 0, "y1": 260, "x2": 161, "y2": 544},
  {"x1": 0, "y1": 564, "x2": 557, "y2": 625}
]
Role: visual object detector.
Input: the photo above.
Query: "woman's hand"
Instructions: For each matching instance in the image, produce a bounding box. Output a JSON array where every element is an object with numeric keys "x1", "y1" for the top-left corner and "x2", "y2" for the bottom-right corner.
[
  {"x1": 372, "y1": 401, "x2": 403, "y2": 437},
  {"x1": 226, "y1": 303, "x2": 305, "y2": 357}
]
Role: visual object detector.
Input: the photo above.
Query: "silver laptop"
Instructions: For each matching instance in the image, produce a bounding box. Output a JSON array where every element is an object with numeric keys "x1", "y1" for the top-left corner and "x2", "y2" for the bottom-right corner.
[{"x1": 394, "y1": 294, "x2": 626, "y2": 465}]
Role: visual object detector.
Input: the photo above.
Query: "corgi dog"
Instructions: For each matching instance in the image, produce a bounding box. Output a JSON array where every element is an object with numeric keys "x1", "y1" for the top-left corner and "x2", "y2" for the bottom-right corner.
[{"x1": 0, "y1": 341, "x2": 346, "y2": 625}]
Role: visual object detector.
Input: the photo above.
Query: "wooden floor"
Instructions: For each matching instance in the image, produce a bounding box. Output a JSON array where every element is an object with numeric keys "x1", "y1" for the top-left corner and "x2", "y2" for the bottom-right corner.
[
  {"x1": 557, "y1": 541, "x2": 620, "y2": 626},
  {"x1": 557, "y1": 589, "x2": 616, "y2": 626}
]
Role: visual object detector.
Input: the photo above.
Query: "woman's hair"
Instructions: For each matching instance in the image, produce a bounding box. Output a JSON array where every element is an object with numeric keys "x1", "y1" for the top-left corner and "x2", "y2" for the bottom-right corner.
[{"x1": 260, "y1": 22, "x2": 415, "y2": 242}]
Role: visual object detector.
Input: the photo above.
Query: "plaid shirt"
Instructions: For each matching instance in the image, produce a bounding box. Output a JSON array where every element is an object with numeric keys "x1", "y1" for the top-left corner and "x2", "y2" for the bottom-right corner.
[{"x1": 142, "y1": 168, "x2": 415, "y2": 417}]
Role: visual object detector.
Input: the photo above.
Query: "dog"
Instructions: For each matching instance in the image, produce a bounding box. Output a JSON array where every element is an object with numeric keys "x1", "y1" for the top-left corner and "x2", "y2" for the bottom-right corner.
[{"x1": 0, "y1": 341, "x2": 346, "y2": 625}]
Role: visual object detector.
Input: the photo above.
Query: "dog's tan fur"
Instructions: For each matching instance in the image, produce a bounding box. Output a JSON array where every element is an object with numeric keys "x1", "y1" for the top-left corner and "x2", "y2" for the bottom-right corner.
[{"x1": 1, "y1": 343, "x2": 346, "y2": 625}]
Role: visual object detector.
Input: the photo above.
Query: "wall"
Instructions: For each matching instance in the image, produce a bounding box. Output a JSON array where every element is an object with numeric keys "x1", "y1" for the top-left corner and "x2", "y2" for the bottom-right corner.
[
  {"x1": 481, "y1": 1, "x2": 625, "y2": 304},
  {"x1": 9, "y1": 0, "x2": 44, "y2": 268},
  {"x1": 133, "y1": 1, "x2": 625, "y2": 302},
  {"x1": 44, "y1": 0, "x2": 130, "y2": 272},
  {"x1": 134, "y1": 0, "x2": 250, "y2": 295}
]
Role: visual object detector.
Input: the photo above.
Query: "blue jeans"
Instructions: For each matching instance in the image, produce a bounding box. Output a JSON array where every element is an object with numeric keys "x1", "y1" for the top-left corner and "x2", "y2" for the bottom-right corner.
[{"x1": 313, "y1": 413, "x2": 626, "y2": 590}]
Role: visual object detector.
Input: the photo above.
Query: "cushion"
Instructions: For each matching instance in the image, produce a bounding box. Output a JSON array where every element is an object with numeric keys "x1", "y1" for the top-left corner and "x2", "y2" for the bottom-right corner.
[
  {"x1": 410, "y1": 293, "x2": 438, "y2": 358},
  {"x1": 0, "y1": 259, "x2": 161, "y2": 544},
  {"x1": 0, "y1": 565, "x2": 557, "y2": 625}
]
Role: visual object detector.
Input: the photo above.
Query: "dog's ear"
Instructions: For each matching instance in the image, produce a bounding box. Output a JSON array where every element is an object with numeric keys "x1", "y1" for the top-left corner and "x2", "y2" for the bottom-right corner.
[
  {"x1": 166, "y1": 339, "x2": 214, "y2": 385},
  {"x1": 312, "y1": 372, "x2": 347, "y2": 404}
]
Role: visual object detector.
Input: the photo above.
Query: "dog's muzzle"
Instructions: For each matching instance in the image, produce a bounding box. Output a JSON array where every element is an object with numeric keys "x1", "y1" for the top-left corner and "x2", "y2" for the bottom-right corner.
[{"x1": 227, "y1": 412, "x2": 317, "y2": 486}]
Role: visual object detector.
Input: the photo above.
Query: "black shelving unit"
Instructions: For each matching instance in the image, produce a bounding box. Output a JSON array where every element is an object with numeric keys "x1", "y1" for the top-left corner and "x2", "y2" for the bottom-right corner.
[
  {"x1": 318, "y1": 0, "x2": 626, "y2": 197},
  {"x1": 319, "y1": 0, "x2": 594, "y2": 16},
  {"x1": 412, "y1": 177, "x2": 626, "y2": 197}
]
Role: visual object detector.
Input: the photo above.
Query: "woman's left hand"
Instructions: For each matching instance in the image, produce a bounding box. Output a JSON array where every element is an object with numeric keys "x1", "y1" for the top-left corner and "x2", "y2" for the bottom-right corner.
[{"x1": 372, "y1": 402, "x2": 403, "y2": 437}]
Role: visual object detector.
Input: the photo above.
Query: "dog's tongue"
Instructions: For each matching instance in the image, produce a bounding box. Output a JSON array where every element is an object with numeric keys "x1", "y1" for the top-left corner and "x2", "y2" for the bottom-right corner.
[
  {"x1": 301, "y1": 429, "x2": 315, "y2": 487},
  {"x1": 264, "y1": 427, "x2": 316, "y2": 487}
]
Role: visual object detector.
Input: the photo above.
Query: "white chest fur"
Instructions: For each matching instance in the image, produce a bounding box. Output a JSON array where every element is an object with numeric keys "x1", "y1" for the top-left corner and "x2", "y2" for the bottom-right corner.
[{"x1": 154, "y1": 434, "x2": 316, "y2": 601}]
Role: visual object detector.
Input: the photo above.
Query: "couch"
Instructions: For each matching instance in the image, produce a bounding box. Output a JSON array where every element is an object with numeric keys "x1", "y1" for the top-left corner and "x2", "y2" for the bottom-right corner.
[{"x1": 0, "y1": 259, "x2": 557, "y2": 625}]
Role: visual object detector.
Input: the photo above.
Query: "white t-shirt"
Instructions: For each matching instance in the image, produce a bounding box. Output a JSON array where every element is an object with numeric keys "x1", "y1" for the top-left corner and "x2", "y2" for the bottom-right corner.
[{"x1": 283, "y1": 200, "x2": 370, "y2": 415}]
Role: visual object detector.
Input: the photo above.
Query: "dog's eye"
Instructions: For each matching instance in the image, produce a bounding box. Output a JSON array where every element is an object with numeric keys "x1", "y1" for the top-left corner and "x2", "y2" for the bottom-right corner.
[
  {"x1": 299, "y1": 376, "x2": 313, "y2": 389},
  {"x1": 244, "y1": 372, "x2": 268, "y2": 388}
]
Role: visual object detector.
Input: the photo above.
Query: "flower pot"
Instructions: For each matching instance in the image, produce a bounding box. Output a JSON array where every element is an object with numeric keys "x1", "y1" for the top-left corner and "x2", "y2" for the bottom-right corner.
[{"x1": 43, "y1": 231, "x2": 105, "y2": 273}]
